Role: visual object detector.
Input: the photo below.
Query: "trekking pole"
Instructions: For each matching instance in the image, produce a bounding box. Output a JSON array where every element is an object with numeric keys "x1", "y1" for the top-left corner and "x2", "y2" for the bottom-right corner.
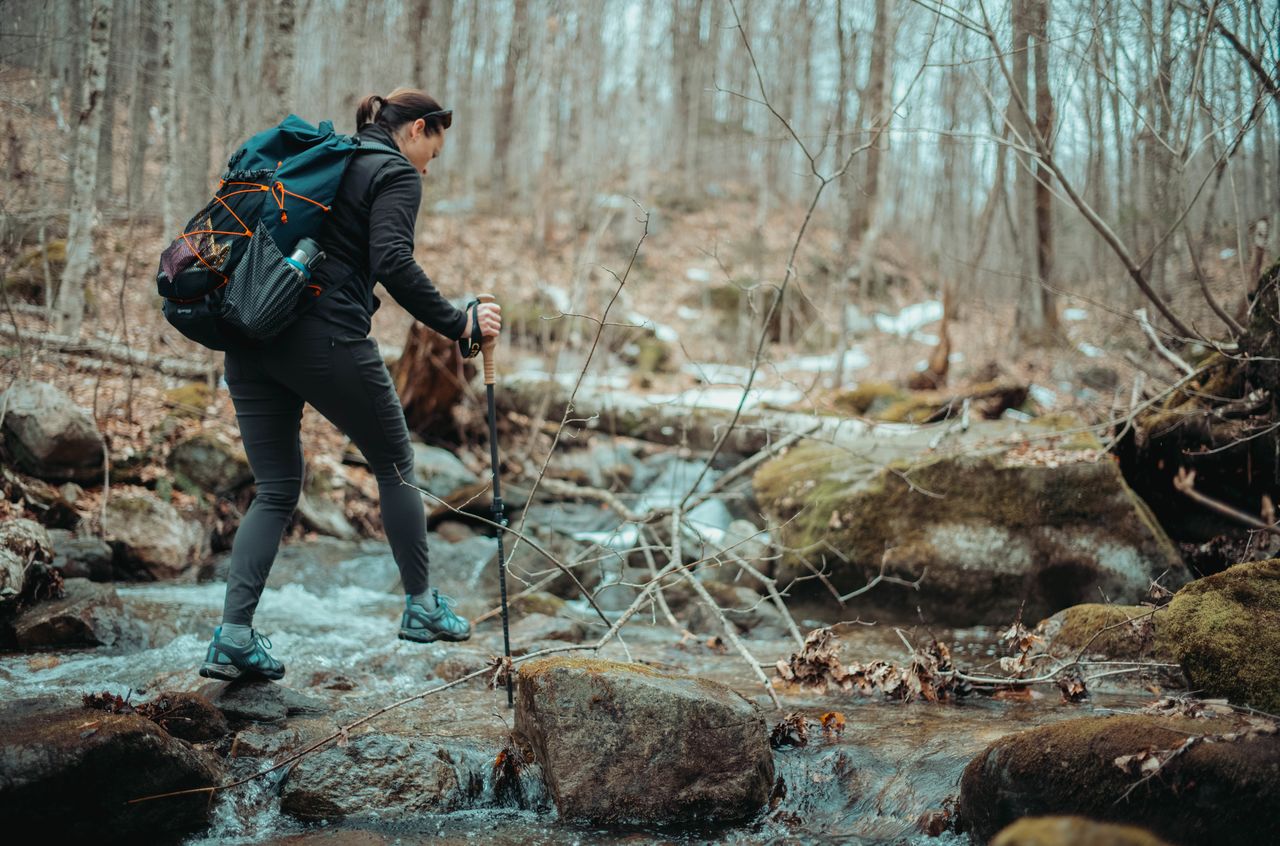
[{"x1": 478, "y1": 293, "x2": 514, "y2": 708}]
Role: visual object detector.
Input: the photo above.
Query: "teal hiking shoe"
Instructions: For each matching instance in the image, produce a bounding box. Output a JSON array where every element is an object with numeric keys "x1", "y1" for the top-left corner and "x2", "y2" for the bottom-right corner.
[
  {"x1": 199, "y1": 626, "x2": 286, "y2": 681},
  {"x1": 400, "y1": 589, "x2": 471, "y2": 643}
]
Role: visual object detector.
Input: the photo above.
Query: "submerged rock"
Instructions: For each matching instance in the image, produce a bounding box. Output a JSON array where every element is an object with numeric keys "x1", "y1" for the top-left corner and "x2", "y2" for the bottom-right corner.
[
  {"x1": 991, "y1": 816, "x2": 1172, "y2": 846},
  {"x1": 13, "y1": 578, "x2": 128, "y2": 648},
  {"x1": 0, "y1": 697, "x2": 222, "y2": 843},
  {"x1": 0, "y1": 380, "x2": 105, "y2": 482},
  {"x1": 1160, "y1": 559, "x2": 1280, "y2": 712},
  {"x1": 514, "y1": 656, "x2": 774, "y2": 825},
  {"x1": 102, "y1": 492, "x2": 207, "y2": 579},
  {"x1": 280, "y1": 733, "x2": 503, "y2": 821},
  {"x1": 754, "y1": 432, "x2": 1188, "y2": 625},
  {"x1": 960, "y1": 714, "x2": 1280, "y2": 845}
]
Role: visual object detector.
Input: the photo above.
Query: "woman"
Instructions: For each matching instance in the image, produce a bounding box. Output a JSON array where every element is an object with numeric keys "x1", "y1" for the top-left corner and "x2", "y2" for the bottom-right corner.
[{"x1": 200, "y1": 89, "x2": 501, "y2": 681}]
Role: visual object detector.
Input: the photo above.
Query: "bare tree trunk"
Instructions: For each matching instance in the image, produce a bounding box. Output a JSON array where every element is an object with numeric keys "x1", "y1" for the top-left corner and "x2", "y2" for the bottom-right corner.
[
  {"x1": 1009, "y1": 0, "x2": 1043, "y2": 343},
  {"x1": 56, "y1": 0, "x2": 113, "y2": 338},
  {"x1": 494, "y1": 0, "x2": 529, "y2": 199},
  {"x1": 126, "y1": 0, "x2": 158, "y2": 214},
  {"x1": 847, "y1": 0, "x2": 892, "y2": 245},
  {"x1": 1030, "y1": 0, "x2": 1059, "y2": 337},
  {"x1": 265, "y1": 0, "x2": 297, "y2": 108},
  {"x1": 159, "y1": 0, "x2": 180, "y2": 239},
  {"x1": 93, "y1": 0, "x2": 128, "y2": 202}
]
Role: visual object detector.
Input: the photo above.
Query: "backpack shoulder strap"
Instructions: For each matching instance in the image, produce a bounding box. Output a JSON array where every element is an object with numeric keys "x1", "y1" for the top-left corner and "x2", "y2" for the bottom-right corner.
[{"x1": 352, "y1": 140, "x2": 403, "y2": 157}]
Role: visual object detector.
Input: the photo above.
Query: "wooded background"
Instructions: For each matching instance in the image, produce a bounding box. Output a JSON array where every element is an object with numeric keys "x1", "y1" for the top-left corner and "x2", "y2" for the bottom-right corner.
[{"x1": 0, "y1": 0, "x2": 1275, "y2": 343}]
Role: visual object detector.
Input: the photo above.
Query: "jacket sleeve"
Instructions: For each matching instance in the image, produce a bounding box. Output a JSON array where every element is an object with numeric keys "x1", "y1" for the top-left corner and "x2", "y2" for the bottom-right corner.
[{"x1": 367, "y1": 159, "x2": 468, "y2": 340}]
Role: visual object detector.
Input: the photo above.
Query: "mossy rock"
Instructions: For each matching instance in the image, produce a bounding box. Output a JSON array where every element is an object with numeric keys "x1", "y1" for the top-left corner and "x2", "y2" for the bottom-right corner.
[
  {"x1": 1160, "y1": 559, "x2": 1280, "y2": 712},
  {"x1": 753, "y1": 438, "x2": 1187, "y2": 624},
  {"x1": 960, "y1": 714, "x2": 1280, "y2": 845},
  {"x1": 162, "y1": 383, "x2": 215, "y2": 418},
  {"x1": 832, "y1": 381, "x2": 904, "y2": 416},
  {"x1": 1036, "y1": 603, "x2": 1176, "y2": 663},
  {"x1": 992, "y1": 816, "x2": 1172, "y2": 846},
  {"x1": 167, "y1": 431, "x2": 251, "y2": 495},
  {"x1": 510, "y1": 590, "x2": 566, "y2": 619}
]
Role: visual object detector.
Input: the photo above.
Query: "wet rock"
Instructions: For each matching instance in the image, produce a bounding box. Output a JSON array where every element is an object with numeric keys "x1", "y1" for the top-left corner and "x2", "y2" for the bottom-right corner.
[
  {"x1": 140, "y1": 691, "x2": 230, "y2": 742},
  {"x1": 1160, "y1": 558, "x2": 1280, "y2": 712},
  {"x1": 232, "y1": 718, "x2": 332, "y2": 758},
  {"x1": 514, "y1": 656, "x2": 774, "y2": 825},
  {"x1": 200, "y1": 680, "x2": 327, "y2": 724},
  {"x1": 47, "y1": 528, "x2": 114, "y2": 581},
  {"x1": 13, "y1": 578, "x2": 127, "y2": 648},
  {"x1": 991, "y1": 815, "x2": 1172, "y2": 846},
  {"x1": 0, "y1": 518, "x2": 53, "y2": 605},
  {"x1": 960, "y1": 714, "x2": 1280, "y2": 845},
  {"x1": 754, "y1": 433, "x2": 1189, "y2": 625},
  {"x1": 0, "y1": 379, "x2": 105, "y2": 482},
  {"x1": 168, "y1": 430, "x2": 252, "y2": 494},
  {"x1": 412, "y1": 442, "x2": 479, "y2": 501},
  {"x1": 1036, "y1": 603, "x2": 1175, "y2": 662},
  {"x1": 433, "y1": 652, "x2": 491, "y2": 683},
  {"x1": 509, "y1": 611, "x2": 590, "y2": 643},
  {"x1": 102, "y1": 492, "x2": 207, "y2": 579},
  {"x1": 0, "y1": 697, "x2": 222, "y2": 843},
  {"x1": 297, "y1": 458, "x2": 358, "y2": 540},
  {"x1": 280, "y1": 732, "x2": 495, "y2": 821}
]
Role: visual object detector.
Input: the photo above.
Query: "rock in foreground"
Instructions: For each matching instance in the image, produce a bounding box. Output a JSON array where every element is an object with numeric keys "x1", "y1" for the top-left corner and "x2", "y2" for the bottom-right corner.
[
  {"x1": 960, "y1": 714, "x2": 1280, "y2": 845},
  {"x1": 12, "y1": 577, "x2": 128, "y2": 648},
  {"x1": 1160, "y1": 558, "x2": 1280, "y2": 712},
  {"x1": 991, "y1": 816, "x2": 1172, "y2": 846},
  {"x1": 515, "y1": 656, "x2": 774, "y2": 826},
  {"x1": 0, "y1": 698, "x2": 222, "y2": 843}
]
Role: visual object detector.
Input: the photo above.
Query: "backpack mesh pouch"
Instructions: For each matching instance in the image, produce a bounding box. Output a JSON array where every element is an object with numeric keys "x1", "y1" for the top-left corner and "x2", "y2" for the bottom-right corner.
[{"x1": 218, "y1": 221, "x2": 309, "y2": 341}]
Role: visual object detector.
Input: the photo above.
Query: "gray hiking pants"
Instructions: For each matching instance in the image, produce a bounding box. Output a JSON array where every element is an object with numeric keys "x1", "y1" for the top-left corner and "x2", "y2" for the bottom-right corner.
[{"x1": 221, "y1": 314, "x2": 429, "y2": 625}]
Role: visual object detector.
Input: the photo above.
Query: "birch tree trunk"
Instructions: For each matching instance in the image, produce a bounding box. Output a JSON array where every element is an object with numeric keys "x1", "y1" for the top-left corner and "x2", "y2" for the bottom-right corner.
[
  {"x1": 55, "y1": 0, "x2": 113, "y2": 338},
  {"x1": 159, "y1": 0, "x2": 180, "y2": 240}
]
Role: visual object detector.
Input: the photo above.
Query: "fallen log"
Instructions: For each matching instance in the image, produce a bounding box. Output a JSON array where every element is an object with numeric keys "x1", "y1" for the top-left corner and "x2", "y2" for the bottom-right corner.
[{"x1": 0, "y1": 324, "x2": 213, "y2": 379}]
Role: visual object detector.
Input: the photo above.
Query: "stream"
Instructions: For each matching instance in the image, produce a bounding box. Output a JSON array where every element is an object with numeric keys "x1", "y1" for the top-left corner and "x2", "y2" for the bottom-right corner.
[{"x1": 0, "y1": 532, "x2": 1161, "y2": 845}]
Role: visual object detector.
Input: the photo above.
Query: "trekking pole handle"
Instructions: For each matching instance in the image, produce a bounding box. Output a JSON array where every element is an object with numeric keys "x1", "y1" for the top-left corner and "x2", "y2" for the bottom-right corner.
[{"x1": 477, "y1": 293, "x2": 497, "y2": 386}]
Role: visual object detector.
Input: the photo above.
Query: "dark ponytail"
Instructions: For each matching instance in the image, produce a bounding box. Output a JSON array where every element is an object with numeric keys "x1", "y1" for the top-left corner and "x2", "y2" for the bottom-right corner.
[{"x1": 354, "y1": 88, "x2": 449, "y2": 136}]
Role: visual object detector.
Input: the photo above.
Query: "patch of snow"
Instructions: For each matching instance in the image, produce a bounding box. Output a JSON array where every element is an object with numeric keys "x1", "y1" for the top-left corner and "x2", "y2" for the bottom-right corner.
[
  {"x1": 1028, "y1": 384, "x2": 1057, "y2": 408},
  {"x1": 685, "y1": 267, "x2": 713, "y2": 283},
  {"x1": 677, "y1": 306, "x2": 701, "y2": 320},
  {"x1": 1219, "y1": 248, "x2": 1237, "y2": 260},
  {"x1": 780, "y1": 348, "x2": 870, "y2": 374},
  {"x1": 1063, "y1": 307, "x2": 1089, "y2": 321},
  {"x1": 1077, "y1": 342, "x2": 1105, "y2": 358},
  {"x1": 1002, "y1": 408, "x2": 1034, "y2": 421},
  {"x1": 874, "y1": 300, "x2": 943, "y2": 337}
]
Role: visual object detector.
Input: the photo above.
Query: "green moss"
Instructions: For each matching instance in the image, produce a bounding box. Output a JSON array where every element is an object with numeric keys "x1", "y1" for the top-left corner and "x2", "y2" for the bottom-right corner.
[
  {"x1": 992, "y1": 816, "x2": 1172, "y2": 846},
  {"x1": 1043, "y1": 603, "x2": 1173, "y2": 661},
  {"x1": 13, "y1": 239, "x2": 67, "y2": 270},
  {"x1": 1030, "y1": 413, "x2": 1104, "y2": 450},
  {"x1": 877, "y1": 396, "x2": 940, "y2": 423},
  {"x1": 634, "y1": 336, "x2": 672, "y2": 375},
  {"x1": 1161, "y1": 559, "x2": 1280, "y2": 711},
  {"x1": 163, "y1": 383, "x2": 213, "y2": 417},
  {"x1": 511, "y1": 591, "x2": 566, "y2": 619},
  {"x1": 832, "y1": 381, "x2": 904, "y2": 416}
]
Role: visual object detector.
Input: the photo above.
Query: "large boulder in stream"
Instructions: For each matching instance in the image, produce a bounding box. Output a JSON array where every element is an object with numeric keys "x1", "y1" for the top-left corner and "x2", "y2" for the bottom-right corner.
[
  {"x1": 101, "y1": 492, "x2": 207, "y2": 578},
  {"x1": 959, "y1": 714, "x2": 1280, "y2": 845},
  {"x1": 754, "y1": 423, "x2": 1188, "y2": 625},
  {"x1": 0, "y1": 698, "x2": 223, "y2": 843},
  {"x1": 1159, "y1": 558, "x2": 1280, "y2": 712},
  {"x1": 0, "y1": 379, "x2": 105, "y2": 482},
  {"x1": 12, "y1": 577, "x2": 129, "y2": 648},
  {"x1": 514, "y1": 656, "x2": 774, "y2": 826}
]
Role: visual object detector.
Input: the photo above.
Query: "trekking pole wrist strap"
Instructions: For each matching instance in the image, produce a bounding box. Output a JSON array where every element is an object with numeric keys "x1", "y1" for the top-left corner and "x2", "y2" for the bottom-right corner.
[{"x1": 459, "y1": 298, "x2": 483, "y2": 359}]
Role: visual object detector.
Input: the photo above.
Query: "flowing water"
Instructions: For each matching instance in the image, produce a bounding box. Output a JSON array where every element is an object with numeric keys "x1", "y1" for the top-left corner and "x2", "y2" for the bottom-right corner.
[{"x1": 0, "y1": 536, "x2": 1156, "y2": 845}]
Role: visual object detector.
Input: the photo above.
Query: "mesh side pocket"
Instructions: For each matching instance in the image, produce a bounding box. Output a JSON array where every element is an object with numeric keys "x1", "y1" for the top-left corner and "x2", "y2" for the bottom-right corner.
[{"x1": 219, "y1": 222, "x2": 307, "y2": 340}]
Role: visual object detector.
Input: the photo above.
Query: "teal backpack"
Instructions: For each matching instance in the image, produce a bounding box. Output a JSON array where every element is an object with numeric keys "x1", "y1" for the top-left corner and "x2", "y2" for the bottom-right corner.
[{"x1": 156, "y1": 115, "x2": 397, "y2": 350}]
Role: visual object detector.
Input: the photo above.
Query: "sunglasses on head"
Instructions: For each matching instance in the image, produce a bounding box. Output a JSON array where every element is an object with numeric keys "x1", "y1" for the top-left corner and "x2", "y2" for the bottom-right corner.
[{"x1": 421, "y1": 109, "x2": 453, "y2": 130}]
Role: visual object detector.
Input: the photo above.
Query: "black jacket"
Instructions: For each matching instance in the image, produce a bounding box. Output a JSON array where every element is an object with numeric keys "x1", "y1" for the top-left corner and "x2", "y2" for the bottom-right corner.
[{"x1": 306, "y1": 123, "x2": 467, "y2": 340}]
